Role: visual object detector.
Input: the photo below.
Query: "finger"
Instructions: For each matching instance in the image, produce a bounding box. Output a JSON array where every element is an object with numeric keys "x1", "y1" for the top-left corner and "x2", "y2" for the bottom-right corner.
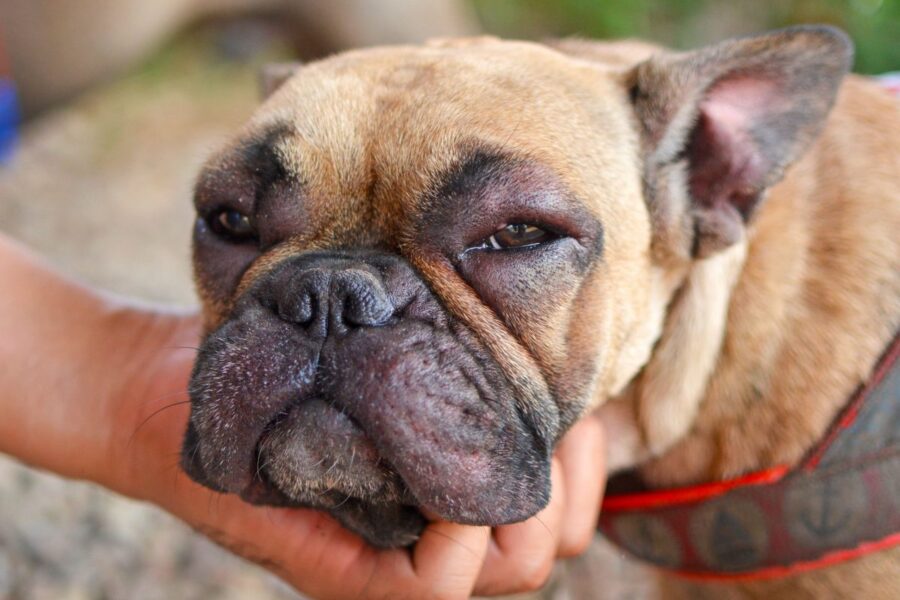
[
  {"x1": 338, "y1": 521, "x2": 491, "y2": 600},
  {"x1": 409, "y1": 521, "x2": 491, "y2": 599},
  {"x1": 556, "y1": 414, "x2": 607, "y2": 558},
  {"x1": 329, "y1": 519, "x2": 490, "y2": 600},
  {"x1": 473, "y1": 459, "x2": 566, "y2": 596}
]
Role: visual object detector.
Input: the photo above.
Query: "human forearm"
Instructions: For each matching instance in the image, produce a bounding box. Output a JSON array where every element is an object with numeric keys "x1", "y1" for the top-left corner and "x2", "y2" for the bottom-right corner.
[{"x1": 0, "y1": 233, "x2": 186, "y2": 489}]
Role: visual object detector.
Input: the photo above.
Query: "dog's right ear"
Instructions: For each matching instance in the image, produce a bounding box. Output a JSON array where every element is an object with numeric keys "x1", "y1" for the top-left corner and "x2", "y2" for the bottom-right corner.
[
  {"x1": 259, "y1": 62, "x2": 302, "y2": 100},
  {"x1": 629, "y1": 26, "x2": 852, "y2": 258}
]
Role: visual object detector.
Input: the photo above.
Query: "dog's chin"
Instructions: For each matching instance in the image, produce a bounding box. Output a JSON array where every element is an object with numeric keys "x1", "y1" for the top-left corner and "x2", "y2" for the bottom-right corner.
[{"x1": 248, "y1": 396, "x2": 427, "y2": 547}]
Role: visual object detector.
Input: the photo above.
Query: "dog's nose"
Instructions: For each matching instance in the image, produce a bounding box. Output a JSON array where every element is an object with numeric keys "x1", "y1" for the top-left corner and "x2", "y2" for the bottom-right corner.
[{"x1": 273, "y1": 264, "x2": 394, "y2": 336}]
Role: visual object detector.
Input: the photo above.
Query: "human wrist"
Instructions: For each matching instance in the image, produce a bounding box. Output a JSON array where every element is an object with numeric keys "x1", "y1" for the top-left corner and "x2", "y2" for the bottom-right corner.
[{"x1": 99, "y1": 306, "x2": 200, "y2": 503}]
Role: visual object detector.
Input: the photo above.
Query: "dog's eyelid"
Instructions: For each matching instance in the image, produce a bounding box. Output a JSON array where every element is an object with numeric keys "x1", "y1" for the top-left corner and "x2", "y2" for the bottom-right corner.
[
  {"x1": 462, "y1": 224, "x2": 564, "y2": 255},
  {"x1": 194, "y1": 193, "x2": 257, "y2": 218}
]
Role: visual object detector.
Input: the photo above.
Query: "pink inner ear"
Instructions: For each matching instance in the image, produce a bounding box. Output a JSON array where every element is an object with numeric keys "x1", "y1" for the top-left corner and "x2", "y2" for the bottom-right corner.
[
  {"x1": 707, "y1": 74, "x2": 779, "y2": 115},
  {"x1": 688, "y1": 74, "x2": 779, "y2": 216}
]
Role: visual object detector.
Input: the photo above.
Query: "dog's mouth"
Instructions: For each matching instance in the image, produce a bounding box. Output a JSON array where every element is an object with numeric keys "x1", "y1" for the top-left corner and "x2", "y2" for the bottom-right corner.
[
  {"x1": 182, "y1": 313, "x2": 553, "y2": 547},
  {"x1": 184, "y1": 388, "x2": 429, "y2": 547},
  {"x1": 250, "y1": 397, "x2": 427, "y2": 547}
]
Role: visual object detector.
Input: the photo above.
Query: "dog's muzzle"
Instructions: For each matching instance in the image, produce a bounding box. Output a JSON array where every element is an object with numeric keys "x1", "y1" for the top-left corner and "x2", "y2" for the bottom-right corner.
[{"x1": 181, "y1": 250, "x2": 552, "y2": 547}]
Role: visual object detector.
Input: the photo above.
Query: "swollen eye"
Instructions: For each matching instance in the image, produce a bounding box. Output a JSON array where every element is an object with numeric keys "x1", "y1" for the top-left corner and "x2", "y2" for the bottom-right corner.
[
  {"x1": 487, "y1": 224, "x2": 555, "y2": 249},
  {"x1": 209, "y1": 209, "x2": 256, "y2": 241}
]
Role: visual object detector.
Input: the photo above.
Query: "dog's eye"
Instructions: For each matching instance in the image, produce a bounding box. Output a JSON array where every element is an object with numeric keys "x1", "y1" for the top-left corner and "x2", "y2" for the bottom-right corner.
[
  {"x1": 209, "y1": 209, "x2": 256, "y2": 241},
  {"x1": 486, "y1": 224, "x2": 555, "y2": 250}
]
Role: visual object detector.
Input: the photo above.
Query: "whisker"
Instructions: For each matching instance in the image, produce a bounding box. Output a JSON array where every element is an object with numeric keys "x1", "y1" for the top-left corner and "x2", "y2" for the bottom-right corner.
[
  {"x1": 500, "y1": 108, "x2": 528, "y2": 151},
  {"x1": 164, "y1": 345, "x2": 202, "y2": 352},
  {"x1": 533, "y1": 514, "x2": 555, "y2": 542},
  {"x1": 421, "y1": 527, "x2": 479, "y2": 558},
  {"x1": 319, "y1": 457, "x2": 344, "y2": 495},
  {"x1": 255, "y1": 455, "x2": 274, "y2": 483},
  {"x1": 308, "y1": 456, "x2": 328, "y2": 470},
  {"x1": 137, "y1": 388, "x2": 190, "y2": 407},
  {"x1": 189, "y1": 440, "x2": 202, "y2": 466},
  {"x1": 322, "y1": 457, "x2": 340, "y2": 478},
  {"x1": 126, "y1": 400, "x2": 192, "y2": 450},
  {"x1": 255, "y1": 451, "x2": 265, "y2": 480},
  {"x1": 332, "y1": 493, "x2": 353, "y2": 510}
]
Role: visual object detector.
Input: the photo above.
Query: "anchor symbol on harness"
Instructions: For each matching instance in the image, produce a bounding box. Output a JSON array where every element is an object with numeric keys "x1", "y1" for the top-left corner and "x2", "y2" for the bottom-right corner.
[{"x1": 799, "y1": 475, "x2": 852, "y2": 540}]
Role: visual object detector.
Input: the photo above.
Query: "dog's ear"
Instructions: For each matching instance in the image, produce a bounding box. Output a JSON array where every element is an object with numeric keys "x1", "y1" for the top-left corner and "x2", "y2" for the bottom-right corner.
[
  {"x1": 259, "y1": 62, "x2": 302, "y2": 100},
  {"x1": 629, "y1": 26, "x2": 852, "y2": 257}
]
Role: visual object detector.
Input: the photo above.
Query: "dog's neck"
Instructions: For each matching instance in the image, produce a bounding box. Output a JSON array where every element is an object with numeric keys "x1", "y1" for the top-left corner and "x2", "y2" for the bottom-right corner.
[{"x1": 606, "y1": 77, "x2": 900, "y2": 488}]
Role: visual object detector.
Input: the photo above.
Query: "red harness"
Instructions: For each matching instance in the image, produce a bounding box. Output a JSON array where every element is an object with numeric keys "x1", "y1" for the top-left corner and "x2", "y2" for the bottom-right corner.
[{"x1": 598, "y1": 331, "x2": 900, "y2": 581}]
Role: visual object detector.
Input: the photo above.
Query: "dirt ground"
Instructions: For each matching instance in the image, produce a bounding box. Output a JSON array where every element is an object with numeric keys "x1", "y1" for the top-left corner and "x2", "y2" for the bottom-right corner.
[{"x1": 0, "y1": 24, "x2": 653, "y2": 600}]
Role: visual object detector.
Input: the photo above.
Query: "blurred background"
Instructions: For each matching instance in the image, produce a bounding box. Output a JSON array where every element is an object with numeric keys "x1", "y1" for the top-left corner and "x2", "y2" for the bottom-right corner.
[
  {"x1": 0, "y1": 1, "x2": 897, "y2": 598},
  {"x1": 474, "y1": 0, "x2": 898, "y2": 73}
]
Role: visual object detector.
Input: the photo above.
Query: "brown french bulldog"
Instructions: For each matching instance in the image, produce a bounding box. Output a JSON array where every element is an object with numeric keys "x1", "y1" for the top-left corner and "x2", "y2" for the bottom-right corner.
[{"x1": 181, "y1": 26, "x2": 900, "y2": 597}]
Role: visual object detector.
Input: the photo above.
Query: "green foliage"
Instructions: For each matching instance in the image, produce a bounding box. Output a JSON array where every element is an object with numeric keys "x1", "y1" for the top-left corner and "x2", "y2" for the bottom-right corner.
[{"x1": 471, "y1": 0, "x2": 899, "y2": 73}]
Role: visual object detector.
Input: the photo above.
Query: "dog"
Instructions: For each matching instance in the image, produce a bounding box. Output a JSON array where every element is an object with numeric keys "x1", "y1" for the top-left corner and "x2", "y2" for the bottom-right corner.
[{"x1": 181, "y1": 26, "x2": 900, "y2": 597}]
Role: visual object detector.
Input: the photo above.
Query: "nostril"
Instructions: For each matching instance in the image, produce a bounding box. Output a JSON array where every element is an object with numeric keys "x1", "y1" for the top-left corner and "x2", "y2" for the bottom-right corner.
[
  {"x1": 278, "y1": 289, "x2": 313, "y2": 324},
  {"x1": 332, "y1": 270, "x2": 393, "y2": 328},
  {"x1": 341, "y1": 291, "x2": 393, "y2": 326},
  {"x1": 277, "y1": 269, "x2": 329, "y2": 325}
]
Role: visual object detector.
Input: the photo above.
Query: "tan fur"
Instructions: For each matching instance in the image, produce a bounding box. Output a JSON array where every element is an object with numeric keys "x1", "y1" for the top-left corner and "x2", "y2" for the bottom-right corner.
[
  {"x1": 195, "y1": 34, "x2": 900, "y2": 597},
  {"x1": 638, "y1": 241, "x2": 746, "y2": 457},
  {"x1": 636, "y1": 76, "x2": 900, "y2": 481},
  {"x1": 626, "y1": 77, "x2": 900, "y2": 597},
  {"x1": 554, "y1": 41, "x2": 900, "y2": 597}
]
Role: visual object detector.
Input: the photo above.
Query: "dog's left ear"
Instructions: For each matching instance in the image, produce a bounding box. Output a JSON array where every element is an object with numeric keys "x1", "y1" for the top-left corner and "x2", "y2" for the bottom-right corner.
[
  {"x1": 630, "y1": 26, "x2": 852, "y2": 257},
  {"x1": 259, "y1": 62, "x2": 302, "y2": 99}
]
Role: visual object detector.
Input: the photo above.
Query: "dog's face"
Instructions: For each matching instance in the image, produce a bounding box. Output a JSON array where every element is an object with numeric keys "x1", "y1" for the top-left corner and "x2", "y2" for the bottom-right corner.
[{"x1": 182, "y1": 29, "x2": 851, "y2": 546}]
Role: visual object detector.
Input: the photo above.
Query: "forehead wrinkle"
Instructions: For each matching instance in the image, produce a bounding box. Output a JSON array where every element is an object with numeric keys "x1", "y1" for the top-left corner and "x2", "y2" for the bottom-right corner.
[
  {"x1": 420, "y1": 144, "x2": 602, "y2": 231},
  {"x1": 250, "y1": 120, "x2": 375, "y2": 243},
  {"x1": 433, "y1": 148, "x2": 511, "y2": 198},
  {"x1": 419, "y1": 146, "x2": 534, "y2": 221}
]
